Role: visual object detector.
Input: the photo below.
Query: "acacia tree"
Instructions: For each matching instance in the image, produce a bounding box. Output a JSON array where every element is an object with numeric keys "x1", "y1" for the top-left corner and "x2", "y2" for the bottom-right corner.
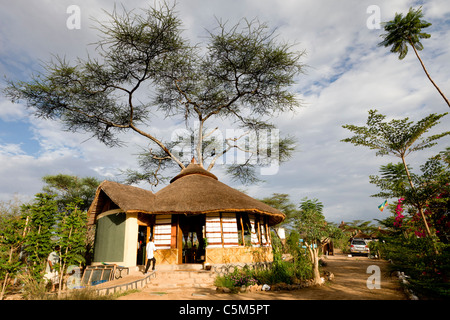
[
  {"x1": 42, "y1": 174, "x2": 101, "y2": 212},
  {"x1": 342, "y1": 109, "x2": 449, "y2": 239},
  {"x1": 260, "y1": 193, "x2": 298, "y2": 232},
  {"x1": 379, "y1": 7, "x2": 450, "y2": 108},
  {"x1": 4, "y1": 3, "x2": 303, "y2": 185}
]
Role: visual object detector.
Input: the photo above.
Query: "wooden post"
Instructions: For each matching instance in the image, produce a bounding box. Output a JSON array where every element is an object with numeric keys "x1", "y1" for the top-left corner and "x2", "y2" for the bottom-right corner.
[
  {"x1": 256, "y1": 215, "x2": 261, "y2": 246},
  {"x1": 171, "y1": 215, "x2": 177, "y2": 249},
  {"x1": 177, "y1": 216, "x2": 183, "y2": 264},
  {"x1": 239, "y1": 214, "x2": 245, "y2": 246},
  {"x1": 265, "y1": 218, "x2": 271, "y2": 245},
  {"x1": 219, "y1": 213, "x2": 224, "y2": 248}
]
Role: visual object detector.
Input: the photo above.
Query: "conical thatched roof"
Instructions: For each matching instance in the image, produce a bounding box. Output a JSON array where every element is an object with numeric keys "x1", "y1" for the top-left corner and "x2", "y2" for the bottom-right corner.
[
  {"x1": 154, "y1": 164, "x2": 285, "y2": 225},
  {"x1": 87, "y1": 164, "x2": 285, "y2": 226}
]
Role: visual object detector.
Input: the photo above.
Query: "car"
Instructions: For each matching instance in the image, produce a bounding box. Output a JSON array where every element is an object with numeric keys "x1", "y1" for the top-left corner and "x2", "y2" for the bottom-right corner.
[{"x1": 350, "y1": 238, "x2": 370, "y2": 255}]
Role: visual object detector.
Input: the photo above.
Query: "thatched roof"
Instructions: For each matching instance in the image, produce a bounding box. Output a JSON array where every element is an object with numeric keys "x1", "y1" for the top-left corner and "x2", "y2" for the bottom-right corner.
[
  {"x1": 86, "y1": 180, "x2": 155, "y2": 225},
  {"x1": 87, "y1": 164, "x2": 285, "y2": 226}
]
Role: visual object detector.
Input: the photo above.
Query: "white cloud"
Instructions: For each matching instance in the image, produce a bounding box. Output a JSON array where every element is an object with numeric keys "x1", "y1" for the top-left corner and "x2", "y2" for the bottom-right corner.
[
  {"x1": 0, "y1": 100, "x2": 28, "y2": 121},
  {"x1": 0, "y1": 143, "x2": 27, "y2": 156}
]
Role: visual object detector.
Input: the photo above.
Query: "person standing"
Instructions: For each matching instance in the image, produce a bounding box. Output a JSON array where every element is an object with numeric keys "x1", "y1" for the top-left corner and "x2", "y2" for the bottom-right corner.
[
  {"x1": 44, "y1": 245, "x2": 60, "y2": 292},
  {"x1": 144, "y1": 236, "x2": 157, "y2": 274}
]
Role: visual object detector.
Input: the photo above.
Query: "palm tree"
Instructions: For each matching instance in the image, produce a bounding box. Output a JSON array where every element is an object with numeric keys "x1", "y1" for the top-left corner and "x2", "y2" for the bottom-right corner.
[{"x1": 379, "y1": 7, "x2": 450, "y2": 108}]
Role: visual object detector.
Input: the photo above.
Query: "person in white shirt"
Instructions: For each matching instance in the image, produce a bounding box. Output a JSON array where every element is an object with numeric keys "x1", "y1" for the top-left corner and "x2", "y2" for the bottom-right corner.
[
  {"x1": 44, "y1": 245, "x2": 60, "y2": 292},
  {"x1": 144, "y1": 236, "x2": 157, "y2": 274}
]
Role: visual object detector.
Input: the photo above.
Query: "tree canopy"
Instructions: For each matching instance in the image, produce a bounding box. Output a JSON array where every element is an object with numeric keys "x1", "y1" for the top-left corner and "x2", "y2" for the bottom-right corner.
[
  {"x1": 42, "y1": 174, "x2": 101, "y2": 211},
  {"x1": 378, "y1": 6, "x2": 449, "y2": 108},
  {"x1": 4, "y1": 2, "x2": 304, "y2": 185},
  {"x1": 379, "y1": 6, "x2": 431, "y2": 60},
  {"x1": 342, "y1": 109, "x2": 449, "y2": 240}
]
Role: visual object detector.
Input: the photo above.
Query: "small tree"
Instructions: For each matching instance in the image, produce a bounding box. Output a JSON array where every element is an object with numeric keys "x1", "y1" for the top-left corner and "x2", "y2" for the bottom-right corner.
[
  {"x1": 370, "y1": 152, "x2": 450, "y2": 240},
  {"x1": 56, "y1": 201, "x2": 88, "y2": 295},
  {"x1": 295, "y1": 198, "x2": 338, "y2": 285},
  {"x1": 342, "y1": 110, "x2": 449, "y2": 239},
  {"x1": 20, "y1": 194, "x2": 59, "y2": 281},
  {"x1": 0, "y1": 203, "x2": 26, "y2": 300}
]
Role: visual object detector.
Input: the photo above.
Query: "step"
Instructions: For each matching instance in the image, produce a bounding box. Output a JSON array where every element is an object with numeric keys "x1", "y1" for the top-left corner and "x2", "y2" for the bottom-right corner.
[
  {"x1": 154, "y1": 263, "x2": 205, "y2": 271},
  {"x1": 144, "y1": 269, "x2": 217, "y2": 290},
  {"x1": 156, "y1": 270, "x2": 215, "y2": 279}
]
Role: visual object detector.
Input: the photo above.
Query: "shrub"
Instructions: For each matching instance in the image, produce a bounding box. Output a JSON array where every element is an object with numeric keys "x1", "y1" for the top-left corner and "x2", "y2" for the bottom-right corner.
[
  {"x1": 379, "y1": 235, "x2": 450, "y2": 299},
  {"x1": 214, "y1": 253, "x2": 313, "y2": 291},
  {"x1": 214, "y1": 267, "x2": 257, "y2": 292}
]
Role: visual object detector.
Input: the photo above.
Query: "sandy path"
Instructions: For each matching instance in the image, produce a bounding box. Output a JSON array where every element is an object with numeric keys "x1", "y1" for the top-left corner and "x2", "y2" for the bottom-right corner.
[{"x1": 118, "y1": 253, "x2": 406, "y2": 300}]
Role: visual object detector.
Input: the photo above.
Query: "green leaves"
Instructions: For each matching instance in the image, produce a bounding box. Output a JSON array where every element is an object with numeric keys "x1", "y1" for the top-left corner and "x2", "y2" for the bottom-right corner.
[
  {"x1": 379, "y1": 6, "x2": 431, "y2": 60},
  {"x1": 342, "y1": 109, "x2": 449, "y2": 158},
  {"x1": 42, "y1": 174, "x2": 100, "y2": 212},
  {"x1": 295, "y1": 197, "x2": 332, "y2": 244},
  {"x1": 4, "y1": 3, "x2": 303, "y2": 185},
  {"x1": 1, "y1": 193, "x2": 89, "y2": 287}
]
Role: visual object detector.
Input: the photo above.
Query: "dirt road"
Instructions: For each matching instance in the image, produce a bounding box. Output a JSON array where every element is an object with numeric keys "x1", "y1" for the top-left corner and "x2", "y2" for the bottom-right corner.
[{"x1": 119, "y1": 253, "x2": 407, "y2": 300}]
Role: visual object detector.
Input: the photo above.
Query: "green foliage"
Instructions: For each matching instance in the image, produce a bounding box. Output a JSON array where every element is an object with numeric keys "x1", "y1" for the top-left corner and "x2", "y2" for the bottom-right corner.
[
  {"x1": 379, "y1": 6, "x2": 431, "y2": 60},
  {"x1": 57, "y1": 201, "x2": 89, "y2": 268},
  {"x1": 377, "y1": 233, "x2": 450, "y2": 299},
  {"x1": 296, "y1": 197, "x2": 336, "y2": 245},
  {"x1": 343, "y1": 110, "x2": 449, "y2": 240},
  {"x1": 0, "y1": 212, "x2": 25, "y2": 298},
  {"x1": 42, "y1": 174, "x2": 100, "y2": 211},
  {"x1": 214, "y1": 248, "x2": 313, "y2": 292},
  {"x1": 1, "y1": 187, "x2": 92, "y2": 299},
  {"x1": 378, "y1": 6, "x2": 449, "y2": 108},
  {"x1": 342, "y1": 110, "x2": 449, "y2": 158},
  {"x1": 260, "y1": 193, "x2": 298, "y2": 230},
  {"x1": 4, "y1": 2, "x2": 304, "y2": 185},
  {"x1": 269, "y1": 246, "x2": 313, "y2": 284},
  {"x1": 226, "y1": 268, "x2": 258, "y2": 287},
  {"x1": 370, "y1": 153, "x2": 450, "y2": 237},
  {"x1": 21, "y1": 193, "x2": 59, "y2": 280}
]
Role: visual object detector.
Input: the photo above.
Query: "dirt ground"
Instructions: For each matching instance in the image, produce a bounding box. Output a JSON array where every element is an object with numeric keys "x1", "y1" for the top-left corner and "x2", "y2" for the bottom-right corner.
[{"x1": 118, "y1": 253, "x2": 407, "y2": 300}]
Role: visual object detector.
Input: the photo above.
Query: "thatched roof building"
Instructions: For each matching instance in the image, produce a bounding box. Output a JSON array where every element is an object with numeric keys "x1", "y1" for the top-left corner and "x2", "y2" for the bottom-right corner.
[{"x1": 87, "y1": 163, "x2": 285, "y2": 267}]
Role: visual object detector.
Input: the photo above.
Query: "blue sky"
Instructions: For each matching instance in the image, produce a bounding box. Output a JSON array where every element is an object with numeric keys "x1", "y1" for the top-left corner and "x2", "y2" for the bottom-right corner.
[{"x1": 1, "y1": 0, "x2": 449, "y2": 224}]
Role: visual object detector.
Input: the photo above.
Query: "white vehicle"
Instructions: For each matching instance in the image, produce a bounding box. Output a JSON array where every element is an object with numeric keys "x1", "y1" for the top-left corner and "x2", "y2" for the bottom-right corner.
[{"x1": 350, "y1": 238, "x2": 369, "y2": 255}]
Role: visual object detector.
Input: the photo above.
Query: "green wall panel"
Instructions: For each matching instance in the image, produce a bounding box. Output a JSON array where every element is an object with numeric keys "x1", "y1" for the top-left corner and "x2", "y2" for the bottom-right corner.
[{"x1": 93, "y1": 212, "x2": 126, "y2": 262}]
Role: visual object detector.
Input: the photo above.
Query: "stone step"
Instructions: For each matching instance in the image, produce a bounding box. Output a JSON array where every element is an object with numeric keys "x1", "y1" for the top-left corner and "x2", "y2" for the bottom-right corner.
[
  {"x1": 156, "y1": 270, "x2": 215, "y2": 279},
  {"x1": 145, "y1": 269, "x2": 217, "y2": 290},
  {"x1": 154, "y1": 263, "x2": 205, "y2": 271}
]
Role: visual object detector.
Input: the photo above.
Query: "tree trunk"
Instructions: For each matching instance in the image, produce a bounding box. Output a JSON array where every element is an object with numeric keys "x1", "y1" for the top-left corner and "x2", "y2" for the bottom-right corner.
[
  {"x1": 0, "y1": 247, "x2": 14, "y2": 300},
  {"x1": 58, "y1": 224, "x2": 73, "y2": 297},
  {"x1": 401, "y1": 156, "x2": 438, "y2": 255},
  {"x1": 409, "y1": 40, "x2": 450, "y2": 108},
  {"x1": 401, "y1": 156, "x2": 433, "y2": 238},
  {"x1": 196, "y1": 119, "x2": 204, "y2": 166},
  {"x1": 306, "y1": 242, "x2": 322, "y2": 285}
]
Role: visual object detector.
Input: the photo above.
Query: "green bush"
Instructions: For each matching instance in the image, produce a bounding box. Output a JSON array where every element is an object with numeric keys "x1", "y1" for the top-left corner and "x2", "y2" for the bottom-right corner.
[
  {"x1": 214, "y1": 249, "x2": 313, "y2": 291},
  {"x1": 378, "y1": 235, "x2": 450, "y2": 299}
]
